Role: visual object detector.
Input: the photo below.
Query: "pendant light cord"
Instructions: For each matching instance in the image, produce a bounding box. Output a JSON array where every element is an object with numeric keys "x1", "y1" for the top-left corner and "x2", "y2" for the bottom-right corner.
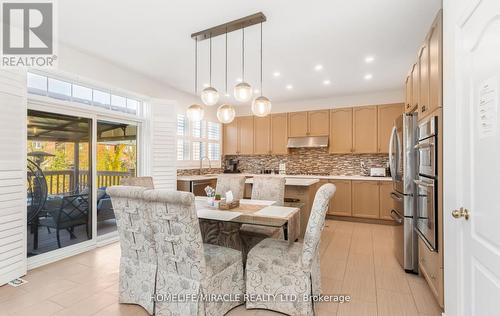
[
  {"x1": 194, "y1": 39, "x2": 198, "y2": 94},
  {"x1": 260, "y1": 22, "x2": 263, "y2": 96},
  {"x1": 225, "y1": 28, "x2": 228, "y2": 94},
  {"x1": 242, "y1": 27, "x2": 245, "y2": 81},
  {"x1": 209, "y1": 33, "x2": 212, "y2": 86}
]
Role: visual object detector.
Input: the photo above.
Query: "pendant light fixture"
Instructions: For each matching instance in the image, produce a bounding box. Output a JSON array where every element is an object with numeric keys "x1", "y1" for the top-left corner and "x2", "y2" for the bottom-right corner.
[
  {"x1": 217, "y1": 29, "x2": 236, "y2": 124},
  {"x1": 252, "y1": 22, "x2": 272, "y2": 117},
  {"x1": 187, "y1": 39, "x2": 205, "y2": 121},
  {"x1": 201, "y1": 33, "x2": 219, "y2": 106},
  {"x1": 234, "y1": 27, "x2": 253, "y2": 102}
]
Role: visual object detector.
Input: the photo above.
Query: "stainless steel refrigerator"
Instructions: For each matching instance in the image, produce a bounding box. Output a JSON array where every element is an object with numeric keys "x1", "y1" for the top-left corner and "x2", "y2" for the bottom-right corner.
[{"x1": 388, "y1": 113, "x2": 418, "y2": 273}]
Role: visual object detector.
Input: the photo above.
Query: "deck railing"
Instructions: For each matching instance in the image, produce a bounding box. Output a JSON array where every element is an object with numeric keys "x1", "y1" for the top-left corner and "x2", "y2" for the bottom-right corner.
[{"x1": 42, "y1": 170, "x2": 132, "y2": 195}]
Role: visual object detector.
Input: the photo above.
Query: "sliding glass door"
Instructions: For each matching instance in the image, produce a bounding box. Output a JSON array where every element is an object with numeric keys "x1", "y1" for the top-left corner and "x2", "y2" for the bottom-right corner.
[
  {"x1": 27, "y1": 110, "x2": 92, "y2": 256},
  {"x1": 96, "y1": 120, "x2": 137, "y2": 236}
]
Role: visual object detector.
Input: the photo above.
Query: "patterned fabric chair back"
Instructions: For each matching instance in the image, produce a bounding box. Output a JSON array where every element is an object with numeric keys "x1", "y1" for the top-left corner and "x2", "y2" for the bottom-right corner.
[
  {"x1": 107, "y1": 186, "x2": 156, "y2": 262},
  {"x1": 302, "y1": 183, "x2": 336, "y2": 268},
  {"x1": 215, "y1": 175, "x2": 246, "y2": 200},
  {"x1": 121, "y1": 176, "x2": 155, "y2": 189},
  {"x1": 143, "y1": 189, "x2": 207, "y2": 281},
  {"x1": 251, "y1": 176, "x2": 286, "y2": 206}
]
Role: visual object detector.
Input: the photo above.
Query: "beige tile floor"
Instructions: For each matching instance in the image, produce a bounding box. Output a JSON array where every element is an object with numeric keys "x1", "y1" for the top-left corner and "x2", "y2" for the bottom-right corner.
[{"x1": 0, "y1": 220, "x2": 443, "y2": 316}]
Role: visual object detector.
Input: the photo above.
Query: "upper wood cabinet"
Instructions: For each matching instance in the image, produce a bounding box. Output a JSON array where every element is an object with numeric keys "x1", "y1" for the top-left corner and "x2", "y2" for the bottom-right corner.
[
  {"x1": 328, "y1": 180, "x2": 352, "y2": 216},
  {"x1": 427, "y1": 11, "x2": 443, "y2": 118},
  {"x1": 308, "y1": 110, "x2": 330, "y2": 136},
  {"x1": 288, "y1": 110, "x2": 329, "y2": 137},
  {"x1": 288, "y1": 111, "x2": 308, "y2": 137},
  {"x1": 411, "y1": 63, "x2": 419, "y2": 112},
  {"x1": 352, "y1": 181, "x2": 380, "y2": 219},
  {"x1": 418, "y1": 43, "x2": 430, "y2": 116},
  {"x1": 253, "y1": 116, "x2": 271, "y2": 154},
  {"x1": 377, "y1": 103, "x2": 404, "y2": 153},
  {"x1": 405, "y1": 75, "x2": 413, "y2": 113},
  {"x1": 379, "y1": 181, "x2": 394, "y2": 220},
  {"x1": 330, "y1": 108, "x2": 353, "y2": 153},
  {"x1": 238, "y1": 116, "x2": 254, "y2": 155},
  {"x1": 353, "y1": 106, "x2": 378, "y2": 153},
  {"x1": 270, "y1": 113, "x2": 288, "y2": 154},
  {"x1": 223, "y1": 119, "x2": 238, "y2": 155}
]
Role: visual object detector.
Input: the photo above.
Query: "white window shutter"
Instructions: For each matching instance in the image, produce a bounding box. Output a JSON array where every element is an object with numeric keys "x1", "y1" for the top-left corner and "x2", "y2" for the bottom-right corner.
[
  {"x1": 149, "y1": 100, "x2": 177, "y2": 190},
  {"x1": 0, "y1": 69, "x2": 27, "y2": 286}
]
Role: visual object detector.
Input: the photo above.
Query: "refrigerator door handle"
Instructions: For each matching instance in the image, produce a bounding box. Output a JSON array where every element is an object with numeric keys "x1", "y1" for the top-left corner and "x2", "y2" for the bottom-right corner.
[
  {"x1": 390, "y1": 192, "x2": 404, "y2": 202},
  {"x1": 388, "y1": 126, "x2": 397, "y2": 180},
  {"x1": 390, "y1": 209, "x2": 404, "y2": 224}
]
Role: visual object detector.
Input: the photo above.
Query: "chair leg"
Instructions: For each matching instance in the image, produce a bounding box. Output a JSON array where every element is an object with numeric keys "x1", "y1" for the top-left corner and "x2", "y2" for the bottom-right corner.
[
  {"x1": 47, "y1": 227, "x2": 51, "y2": 234},
  {"x1": 56, "y1": 229, "x2": 61, "y2": 248}
]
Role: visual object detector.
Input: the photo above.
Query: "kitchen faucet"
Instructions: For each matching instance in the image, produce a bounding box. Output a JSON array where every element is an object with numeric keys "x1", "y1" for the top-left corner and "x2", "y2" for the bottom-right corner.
[{"x1": 200, "y1": 156, "x2": 211, "y2": 175}]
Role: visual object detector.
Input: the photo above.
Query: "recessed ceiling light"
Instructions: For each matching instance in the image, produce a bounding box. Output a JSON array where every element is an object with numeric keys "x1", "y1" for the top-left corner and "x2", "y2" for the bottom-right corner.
[
  {"x1": 323, "y1": 80, "x2": 331, "y2": 85},
  {"x1": 273, "y1": 71, "x2": 281, "y2": 77},
  {"x1": 224, "y1": 92, "x2": 230, "y2": 97},
  {"x1": 314, "y1": 64, "x2": 323, "y2": 71},
  {"x1": 365, "y1": 56, "x2": 375, "y2": 63},
  {"x1": 203, "y1": 83, "x2": 209, "y2": 88},
  {"x1": 364, "y1": 74, "x2": 373, "y2": 80},
  {"x1": 236, "y1": 78, "x2": 242, "y2": 82},
  {"x1": 286, "y1": 84, "x2": 293, "y2": 90},
  {"x1": 254, "y1": 89, "x2": 260, "y2": 94}
]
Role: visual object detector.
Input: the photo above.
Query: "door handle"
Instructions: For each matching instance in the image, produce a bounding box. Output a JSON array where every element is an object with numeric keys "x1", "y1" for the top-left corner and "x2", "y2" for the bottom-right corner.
[
  {"x1": 390, "y1": 210, "x2": 403, "y2": 224},
  {"x1": 414, "y1": 179, "x2": 434, "y2": 188},
  {"x1": 414, "y1": 143, "x2": 434, "y2": 149},
  {"x1": 452, "y1": 207, "x2": 469, "y2": 220},
  {"x1": 388, "y1": 126, "x2": 397, "y2": 178},
  {"x1": 390, "y1": 192, "x2": 403, "y2": 202}
]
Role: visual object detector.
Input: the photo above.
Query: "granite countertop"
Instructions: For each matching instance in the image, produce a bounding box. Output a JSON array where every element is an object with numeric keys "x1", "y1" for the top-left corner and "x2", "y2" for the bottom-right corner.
[{"x1": 177, "y1": 173, "x2": 392, "y2": 183}]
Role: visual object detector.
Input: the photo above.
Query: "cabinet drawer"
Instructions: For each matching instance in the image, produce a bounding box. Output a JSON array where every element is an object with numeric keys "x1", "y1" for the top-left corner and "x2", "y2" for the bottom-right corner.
[{"x1": 418, "y1": 237, "x2": 441, "y2": 298}]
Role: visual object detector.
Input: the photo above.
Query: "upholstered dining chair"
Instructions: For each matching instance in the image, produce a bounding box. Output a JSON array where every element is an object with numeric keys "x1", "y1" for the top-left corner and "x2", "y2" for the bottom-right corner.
[
  {"x1": 106, "y1": 186, "x2": 157, "y2": 315},
  {"x1": 215, "y1": 174, "x2": 246, "y2": 199},
  {"x1": 143, "y1": 189, "x2": 245, "y2": 316},
  {"x1": 121, "y1": 176, "x2": 155, "y2": 189},
  {"x1": 245, "y1": 183, "x2": 336, "y2": 316},
  {"x1": 240, "y1": 176, "x2": 286, "y2": 261}
]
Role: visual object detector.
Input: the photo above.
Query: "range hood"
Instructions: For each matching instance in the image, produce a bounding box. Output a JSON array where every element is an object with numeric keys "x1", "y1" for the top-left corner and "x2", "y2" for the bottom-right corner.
[{"x1": 287, "y1": 136, "x2": 329, "y2": 148}]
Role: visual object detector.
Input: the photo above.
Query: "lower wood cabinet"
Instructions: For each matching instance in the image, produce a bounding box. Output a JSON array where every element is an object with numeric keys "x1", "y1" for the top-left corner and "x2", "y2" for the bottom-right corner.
[
  {"x1": 328, "y1": 180, "x2": 352, "y2": 216},
  {"x1": 379, "y1": 181, "x2": 394, "y2": 220},
  {"x1": 352, "y1": 181, "x2": 380, "y2": 219}
]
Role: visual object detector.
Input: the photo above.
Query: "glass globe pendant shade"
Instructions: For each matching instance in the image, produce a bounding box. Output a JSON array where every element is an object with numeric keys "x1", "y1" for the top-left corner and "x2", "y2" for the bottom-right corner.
[
  {"x1": 186, "y1": 104, "x2": 204, "y2": 122},
  {"x1": 251, "y1": 96, "x2": 272, "y2": 117},
  {"x1": 201, "y1": 86, "x2": 219, "y2": 106},
  {"x1": 216, "y1": 104, "x2": 236, "y2": 124},
  {"x1": 234, "y1": 82, "x2": 253, "y2": 102}
]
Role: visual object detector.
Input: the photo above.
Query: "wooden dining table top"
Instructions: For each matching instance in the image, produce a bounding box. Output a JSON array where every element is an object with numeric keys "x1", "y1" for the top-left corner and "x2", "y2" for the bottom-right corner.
[{"x1": 194, "y1": 197, "x2": 302, "y2": 228}]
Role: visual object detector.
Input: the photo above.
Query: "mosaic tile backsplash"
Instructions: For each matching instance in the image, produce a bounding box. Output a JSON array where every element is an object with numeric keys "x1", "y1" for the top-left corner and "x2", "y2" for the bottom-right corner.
[{"x1": 223, "y1": 148, "x2": 389, "y2": 176}]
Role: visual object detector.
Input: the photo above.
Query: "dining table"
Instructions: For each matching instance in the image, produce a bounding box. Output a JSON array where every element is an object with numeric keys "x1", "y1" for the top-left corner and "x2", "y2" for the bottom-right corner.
[{"x1": 195, "y1": 197, "x2": 303, "y2": 250}]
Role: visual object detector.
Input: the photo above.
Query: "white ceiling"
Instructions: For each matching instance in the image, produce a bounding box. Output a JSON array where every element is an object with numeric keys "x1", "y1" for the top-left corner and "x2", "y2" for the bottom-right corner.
[{"x1": 58, "y1": 0, "x2": 441, "y2": 104}]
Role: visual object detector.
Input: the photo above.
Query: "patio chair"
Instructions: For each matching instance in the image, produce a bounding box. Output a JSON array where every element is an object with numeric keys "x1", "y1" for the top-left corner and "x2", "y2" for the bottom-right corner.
[
  {"x1": 245, "y1": 183, "x2": 336, "y2": 316},
  {"x1": 38, "y1": 193, "x2": 90, "y2": 248},
  {"x1": 107, "y1": 186, "x2": 156, "y2": 314},
  {"x1": 144, "y1": 189, "x2": 245, "y2": 316}
]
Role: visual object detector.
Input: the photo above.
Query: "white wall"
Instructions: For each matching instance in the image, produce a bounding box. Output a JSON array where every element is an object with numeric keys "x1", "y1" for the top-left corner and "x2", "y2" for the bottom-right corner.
[
  {"x1": 234, "y1": 88, "x2": 404, "y2": 115},
  {"x1": 57, "y1": 43, "x2": 219, "y2": 121}
]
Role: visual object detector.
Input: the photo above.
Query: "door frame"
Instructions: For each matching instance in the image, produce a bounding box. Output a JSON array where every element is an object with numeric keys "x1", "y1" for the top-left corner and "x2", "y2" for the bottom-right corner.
[{"x1": 26, "y1": 96, "x2": 146, "y2": 269}]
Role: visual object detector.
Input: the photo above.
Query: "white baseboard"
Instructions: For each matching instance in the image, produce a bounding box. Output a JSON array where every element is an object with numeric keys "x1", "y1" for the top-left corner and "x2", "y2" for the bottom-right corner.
[{"x1": 27, "y1": 240, "x2": 95, "y2": 270}]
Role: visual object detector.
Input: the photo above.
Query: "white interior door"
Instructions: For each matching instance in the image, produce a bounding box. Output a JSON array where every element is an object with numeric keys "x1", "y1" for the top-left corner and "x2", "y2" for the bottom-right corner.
[{"x1": 444, "y1": 0, "x2": 500, "y2": 315}]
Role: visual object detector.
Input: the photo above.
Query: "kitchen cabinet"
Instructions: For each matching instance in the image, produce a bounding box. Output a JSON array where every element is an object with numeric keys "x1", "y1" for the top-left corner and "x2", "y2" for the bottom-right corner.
[
  {"x1": 270, "y1": 113, "x2": 288, "y2": 154},
  {"x1": 223, "y1": 119, "x2": 238, "y2": 155},
  {"x1": 379, "y1": 181, "x2": 393, "y2": 220},
  {"x1": 329, "y1": 108, "x2": 353, "y2": 153},
  {"x1": 377, "y1": 103, "x2": 404, "y2": 153},
  {"x1": 288, "y1": 111, "x2": 308, "y2": 137},
  {"x1": 411, "y1": 63, "x2": 419, "y2": 112},
  {"x1": 308, "y1": 110, "x2": 330, "y2": 136},
  {"x1": 253, "y1": 116, "x2": 271, "y2": 154},
  {"x1": 427, "y1": 11, "x2": 443, "y2": 118},
  {"x1": 353, "y1": 106, "x2": 378, "y2": 153},
  {"x1": 404, "y1": 75, "x2": 413, "y2": 113},
  {"x1": 418, "y1": 43, "x2": 430, "y2": 116},
  {"x1": 288, "y1": 110, "x2": 329, "y2": 137},
  {"x1": 328, "y1": 180, "x2": 352, "y2": 216},
  {"x1": 238, "y1": 116, "x2": 254, "y2": 155},
  {"x1": 352, "y1": 181, "x2": 380, "y2": 219}
]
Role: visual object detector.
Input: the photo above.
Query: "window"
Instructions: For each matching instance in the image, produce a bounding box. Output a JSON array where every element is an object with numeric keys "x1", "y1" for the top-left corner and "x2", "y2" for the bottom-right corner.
[
  {"x1": 27, "y1": 72, "x2": 142, "y2": 115},
  {"x1": 176, "y1": 114, "x2": 221, "y2": 168}
]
